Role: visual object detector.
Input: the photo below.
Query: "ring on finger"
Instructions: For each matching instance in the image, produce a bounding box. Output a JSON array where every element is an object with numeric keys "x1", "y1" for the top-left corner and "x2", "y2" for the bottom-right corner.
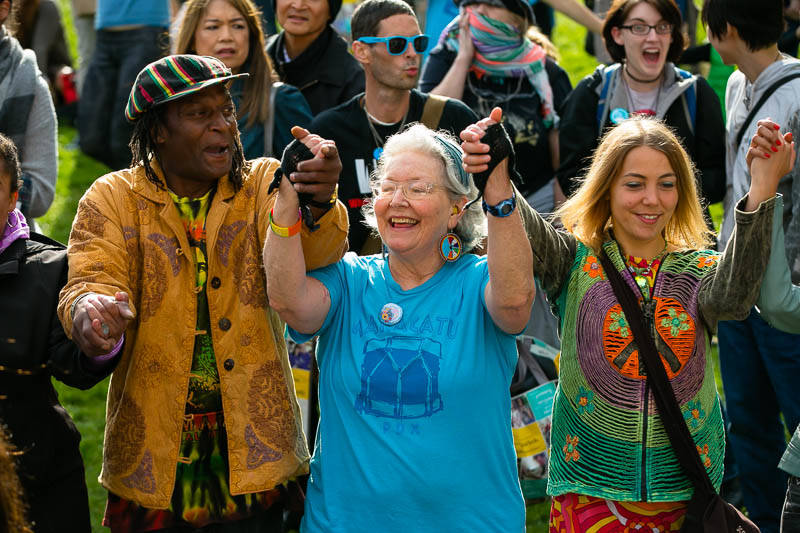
[{"x1": 101, "y1": 322, "x2": 110, "y2": 337}]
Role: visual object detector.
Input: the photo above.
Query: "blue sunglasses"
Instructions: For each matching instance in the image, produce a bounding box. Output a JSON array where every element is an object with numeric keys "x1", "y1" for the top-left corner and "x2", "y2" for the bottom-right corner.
[{"x1": 357, "y1": 34, "x2": 431, "y2": 55}]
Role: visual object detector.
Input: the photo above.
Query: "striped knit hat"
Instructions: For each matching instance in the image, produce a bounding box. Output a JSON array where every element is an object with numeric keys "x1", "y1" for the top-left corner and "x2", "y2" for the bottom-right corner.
[{"x1": 125, "y1": 55, "x2": 248, "y2": 122}]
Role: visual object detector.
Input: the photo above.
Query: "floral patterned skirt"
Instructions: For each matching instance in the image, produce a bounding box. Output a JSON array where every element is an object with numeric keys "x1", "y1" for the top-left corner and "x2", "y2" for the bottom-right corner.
[{"x1": 550, "y1": 492, "x2": 687, "y2": 533}]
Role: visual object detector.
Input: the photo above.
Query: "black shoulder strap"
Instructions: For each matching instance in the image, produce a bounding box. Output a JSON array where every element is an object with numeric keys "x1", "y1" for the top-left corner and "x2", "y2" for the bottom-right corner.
[
  {"x1": 735, "y1": 73, "x2": 800, "y2": 148},
  {"x1": 597, "y1": 249, "x2": 715, "y2": 497}
]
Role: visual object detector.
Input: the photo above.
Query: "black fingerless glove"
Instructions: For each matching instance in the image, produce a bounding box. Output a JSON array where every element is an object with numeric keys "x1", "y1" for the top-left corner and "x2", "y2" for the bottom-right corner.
[
  {"x1": 469, "y1": 122, "x2": 522, "y2": 205},
  {"x1": 268, "y1": 139, "x2": 319, "y2": 231}
]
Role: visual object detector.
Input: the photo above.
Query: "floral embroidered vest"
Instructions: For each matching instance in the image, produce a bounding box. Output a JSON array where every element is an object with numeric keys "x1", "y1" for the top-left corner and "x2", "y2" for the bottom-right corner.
[{"x1": 546, "y1": 240, "x2": 724, "y2": 502}]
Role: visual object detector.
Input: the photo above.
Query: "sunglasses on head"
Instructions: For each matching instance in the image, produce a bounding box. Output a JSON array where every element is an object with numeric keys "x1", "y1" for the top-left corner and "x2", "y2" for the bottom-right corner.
[{"x1": 357, "y1": 34, "x2": 431, "y2": 55}]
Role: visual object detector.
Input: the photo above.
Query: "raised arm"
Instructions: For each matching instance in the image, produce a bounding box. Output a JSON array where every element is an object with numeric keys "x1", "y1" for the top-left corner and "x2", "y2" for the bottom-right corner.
[
  {"x1": 462, "y1": 107, "x2": 577, "y2": 300},
  {"x1": 542, "y1": 0, "x2": 603, "y2": 34},
  {"x1": 461, "y1": 108, "x2": 534, "y2": 333},
  {"x1": 286, "y1": 127, "x2": 350, "y2": 270},
  {"x1": 429, "y1": 10, "x2": 474, "y2": 99},
  {"x1": 263, "y1": 130, "x2": 338, "y2": 334},
  {"x1": 699, "y1": 119, "x2": 794, "y2": 327}
]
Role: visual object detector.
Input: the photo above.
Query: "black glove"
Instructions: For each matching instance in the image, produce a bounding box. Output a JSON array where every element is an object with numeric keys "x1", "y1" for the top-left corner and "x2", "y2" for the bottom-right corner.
[
  {"x1": 469, "y1": 122, "x2": 522, "y2": 204},
  {"x1": 268, "y1": 139, "x2": 319, "y2": 231}
]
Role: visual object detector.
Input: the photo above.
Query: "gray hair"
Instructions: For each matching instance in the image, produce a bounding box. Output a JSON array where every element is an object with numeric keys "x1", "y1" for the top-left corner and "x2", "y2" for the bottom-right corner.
[{"x1": 361, "y1": 123, "x2": 487, "y2": 252}]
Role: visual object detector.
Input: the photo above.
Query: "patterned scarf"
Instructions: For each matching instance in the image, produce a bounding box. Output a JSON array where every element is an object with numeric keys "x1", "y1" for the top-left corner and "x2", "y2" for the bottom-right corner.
[
  {"x1": 0, "y1": 208, "x2": 29, "y2": 255},
  {"x1": 443, "y1": 7, "x2": 557, "y2": 127}
]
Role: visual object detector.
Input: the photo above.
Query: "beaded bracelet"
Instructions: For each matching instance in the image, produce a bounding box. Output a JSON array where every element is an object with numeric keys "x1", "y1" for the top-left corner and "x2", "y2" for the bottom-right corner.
[{"x1": 269, "y1": 208, "x2": 303, "y2": 237}]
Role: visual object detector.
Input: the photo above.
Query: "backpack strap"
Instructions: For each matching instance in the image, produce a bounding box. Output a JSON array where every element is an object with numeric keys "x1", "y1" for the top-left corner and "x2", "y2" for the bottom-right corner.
[
  {"x1": 420, "y1": 93, "x2": 448, "y2": 130},
  {"x1": 596, "y1": 64, "x2": 621, "y2": 135},
  {"x1": 676, "y1": 68, "x2": 697, "y2": 134},
  {"x1": 734, "y1": 73, "x2": 800, "y2": 149}
]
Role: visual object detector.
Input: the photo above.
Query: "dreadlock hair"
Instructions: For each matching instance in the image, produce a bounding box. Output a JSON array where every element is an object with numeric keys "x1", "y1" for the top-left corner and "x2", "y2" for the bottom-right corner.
[{"x1": 128, "y1": 88, "x2": 249, "y2": 191}]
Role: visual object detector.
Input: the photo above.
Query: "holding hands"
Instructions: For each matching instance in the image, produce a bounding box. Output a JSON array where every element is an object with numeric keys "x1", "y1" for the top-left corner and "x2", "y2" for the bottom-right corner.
[
  {"x1": 287, "y1": 126, "x2": 341, "y2": 208},
  {"x1": 72, "y1": 291, "x2": 134, "y2": 357},
  {"x1": 271, "y1": 126, "x2": 341, "y2": 229},
  {"x1": 745, "y1": 118, "x2": 796, "y2": 211},
  {"x1": 460, "y1": 107, "x2": 521, "y2": 203}
]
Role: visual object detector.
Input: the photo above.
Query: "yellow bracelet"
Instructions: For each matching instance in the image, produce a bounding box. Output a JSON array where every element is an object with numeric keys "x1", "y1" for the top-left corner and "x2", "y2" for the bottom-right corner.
[{"x1": 269, "y1": 208, "x2": 302, "y2": 237}]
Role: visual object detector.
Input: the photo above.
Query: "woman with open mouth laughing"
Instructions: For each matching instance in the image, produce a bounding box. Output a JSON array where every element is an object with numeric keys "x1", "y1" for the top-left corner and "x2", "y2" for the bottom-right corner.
[
  {"x1": 264, "y1": 122, "x2": 534, "y2": 532},
  {"x1": 556, "y1": 0, "x2": 726, "y2": 232}
]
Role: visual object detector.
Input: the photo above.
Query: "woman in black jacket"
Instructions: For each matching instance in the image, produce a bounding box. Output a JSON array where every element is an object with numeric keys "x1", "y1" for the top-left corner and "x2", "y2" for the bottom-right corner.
[
  {"x1": 0, "y1": 134, "x2": 118, "y2": 532},
  {"x1": 555, "y1": 0, "x2": 725, "y2": 214}
]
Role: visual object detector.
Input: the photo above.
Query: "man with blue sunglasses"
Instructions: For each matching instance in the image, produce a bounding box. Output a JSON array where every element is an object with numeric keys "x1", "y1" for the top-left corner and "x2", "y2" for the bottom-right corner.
[
  {"x1": 311, "y1": 0, "x2": 477, "y2": 255},
  {"x1": 356, "y1": 34, "x2": 432, "y2": 55}
]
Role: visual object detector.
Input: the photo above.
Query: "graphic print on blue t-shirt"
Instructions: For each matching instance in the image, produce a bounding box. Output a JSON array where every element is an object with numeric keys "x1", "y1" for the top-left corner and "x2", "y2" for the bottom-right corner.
[
  {"x1": 289, "y1": 254, "x2": 525, "y2": 532},
  {"x1": 356, "y1": 336, "x2": 443, "y2": 419}
]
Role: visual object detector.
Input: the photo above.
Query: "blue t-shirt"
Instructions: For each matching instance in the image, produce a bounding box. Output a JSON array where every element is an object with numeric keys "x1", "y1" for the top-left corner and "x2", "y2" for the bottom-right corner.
[
  {"x1": 290, "y1": 253, "x2": 525, "y2": 533},
  {"x1": 96, "y1": 0, "x2": 169, "y2": 30}
]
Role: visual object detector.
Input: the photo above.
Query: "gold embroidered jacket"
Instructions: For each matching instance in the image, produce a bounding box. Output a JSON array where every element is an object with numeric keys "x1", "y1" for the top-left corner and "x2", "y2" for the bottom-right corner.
[{"x1": 57, "y1": 158, "x2": 348, "y2": 509}]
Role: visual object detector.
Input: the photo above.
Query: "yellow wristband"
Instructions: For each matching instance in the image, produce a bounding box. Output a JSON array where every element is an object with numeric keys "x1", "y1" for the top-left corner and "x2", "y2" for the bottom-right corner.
[{"x1": 269, "y1": 208, "x2": 303, "y2": 237}]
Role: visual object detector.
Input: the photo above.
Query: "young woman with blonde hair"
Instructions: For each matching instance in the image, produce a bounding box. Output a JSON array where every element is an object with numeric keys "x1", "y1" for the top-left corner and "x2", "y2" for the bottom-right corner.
[
  {"x1": 462, "y1": 110, "x2": 789, "y2": 531},
  {"x1": 175, "y1": 0, "x2": 312, "y2": 158}
]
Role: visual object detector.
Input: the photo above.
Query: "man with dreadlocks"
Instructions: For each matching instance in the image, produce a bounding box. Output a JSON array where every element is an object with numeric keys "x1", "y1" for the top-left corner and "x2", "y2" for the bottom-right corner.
[{"x1": 56, "y1": 55, "x2": 348, "y2": 531}]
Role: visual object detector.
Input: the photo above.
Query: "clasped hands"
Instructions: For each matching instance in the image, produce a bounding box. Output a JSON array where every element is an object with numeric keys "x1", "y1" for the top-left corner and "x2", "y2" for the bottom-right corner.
[{"x1": 72, "y1": 291, "x2": 134, "y2": 358}]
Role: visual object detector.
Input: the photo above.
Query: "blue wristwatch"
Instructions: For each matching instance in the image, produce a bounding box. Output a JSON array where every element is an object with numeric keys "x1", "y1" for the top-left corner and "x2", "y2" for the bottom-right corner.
[{"x1": 482, "y1": 190, "x2": 517, "y2": 217}]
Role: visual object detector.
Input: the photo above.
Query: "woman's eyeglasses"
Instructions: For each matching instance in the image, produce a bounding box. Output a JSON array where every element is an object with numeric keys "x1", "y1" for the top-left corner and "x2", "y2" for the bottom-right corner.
[
  {"x1": 357, "y1": 35, "x2": 431, "y2": 55},
  {"x1": 619, "y1": 22, "x2": 673, "y2": 35},
  {"x1": 372, "y1": 180, "x2": 442, "y2": 200}
]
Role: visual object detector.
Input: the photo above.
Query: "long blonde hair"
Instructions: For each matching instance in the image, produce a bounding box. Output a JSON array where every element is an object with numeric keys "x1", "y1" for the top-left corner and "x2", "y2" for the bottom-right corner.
[
  {"x1": 175, "y1": 0, "x2": 276, "y2": 128},
  {"x1": 556, "y1": 117, "x2": 713, "y2": 252}
]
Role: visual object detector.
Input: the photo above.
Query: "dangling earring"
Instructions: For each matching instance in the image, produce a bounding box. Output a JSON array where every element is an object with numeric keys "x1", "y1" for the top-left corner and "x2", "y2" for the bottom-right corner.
[
  {"x1": 439, "y1": 232, "x2": 462, "y2": 262},
  {"x1": 6, "y1": 210, "x2": 18, "y2": 228}
]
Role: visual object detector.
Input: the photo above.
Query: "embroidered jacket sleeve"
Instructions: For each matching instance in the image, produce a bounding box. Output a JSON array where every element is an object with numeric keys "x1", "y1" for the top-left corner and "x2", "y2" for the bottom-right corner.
[
  {"x1": 56, "y1": 171, "x2": 135, "y2": 337},
  {"x1": 698, "y1": 195, "x2": 777, "y2": 330},
  {"x1": 516, "y1": 194, "x2": 577, "y2": 298},
  {"x1": 48, "y1": 248, "x2": 120, "y2": 388}
]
